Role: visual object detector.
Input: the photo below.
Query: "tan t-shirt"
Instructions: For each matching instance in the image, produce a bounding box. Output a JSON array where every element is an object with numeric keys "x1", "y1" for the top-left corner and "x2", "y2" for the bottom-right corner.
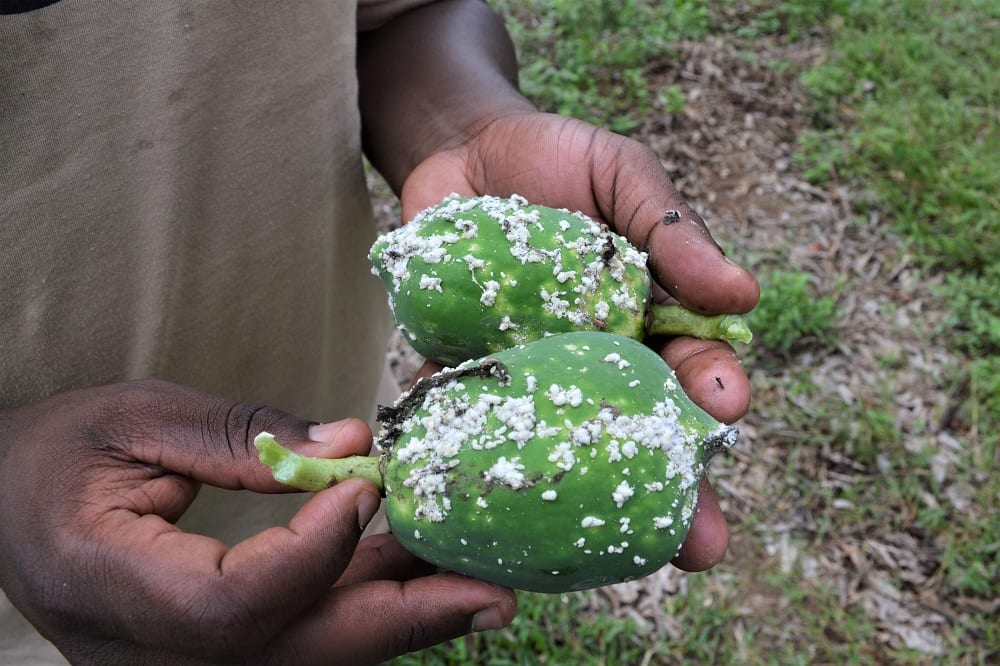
[{"x1": 0, "y1": 1, "x2": 427, "y2": 661}]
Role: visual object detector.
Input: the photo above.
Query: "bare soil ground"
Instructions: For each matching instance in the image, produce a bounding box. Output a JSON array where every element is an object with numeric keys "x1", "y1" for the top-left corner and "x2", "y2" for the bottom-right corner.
[{"x1": 370, "y1": 31, "x2": 990, "y2": 663}]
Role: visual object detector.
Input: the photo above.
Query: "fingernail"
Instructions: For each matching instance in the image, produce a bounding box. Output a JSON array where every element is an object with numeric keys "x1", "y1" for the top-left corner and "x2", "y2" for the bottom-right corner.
[
  {"x1": 308, "y1": 420, "x2": 346, "y2": 443},
  {"x1": 471, "y1": 604, "x2": 505, "y2": 633},
  {"x1": 357, "y1": 491, "x2": 381, "y2": 531}
]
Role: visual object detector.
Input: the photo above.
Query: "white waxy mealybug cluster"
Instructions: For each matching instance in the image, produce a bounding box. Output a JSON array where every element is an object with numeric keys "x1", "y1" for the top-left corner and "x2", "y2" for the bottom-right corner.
[
  {"x1": 612, "y1": 480, "x2": 635, "y2": 508},
  {"x1": 480, "y1": 280, "x2": 500, "y2": 306},
  {"x1": 546, "y1": 383, "x2": 583, "y2": 407},
  {"x1": 484, "y1": 456, "x2": 527, "y2": 489},
  {"x1": 371, "y1": 194, "x2": 649, "y2": 338},
  {"x1": 419, "y1": 275, "x2": 443, "y2": 292},
  {"x1": 389, "y1": 358, "x2": 704, "y2": 528}
]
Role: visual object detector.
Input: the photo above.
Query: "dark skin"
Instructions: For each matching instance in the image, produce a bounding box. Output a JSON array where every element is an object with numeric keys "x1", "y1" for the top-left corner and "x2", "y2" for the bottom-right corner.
[{"x1": 0, "y1": 1, "x2": 757, "y2": 664}]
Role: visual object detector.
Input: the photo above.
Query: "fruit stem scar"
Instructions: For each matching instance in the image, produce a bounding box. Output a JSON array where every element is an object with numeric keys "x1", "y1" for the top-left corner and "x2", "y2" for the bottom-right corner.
[{"x1": 376, "y1": 359, "x2": 511, "y2": 452}]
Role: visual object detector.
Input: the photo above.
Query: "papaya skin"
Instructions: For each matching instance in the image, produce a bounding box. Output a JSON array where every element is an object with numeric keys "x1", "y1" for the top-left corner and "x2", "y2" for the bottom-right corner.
[
  {"x1": 369, "y1": 194, "x2": 751, "y2": 366},
  {"x1": 255, "y1": 332, "x2": 738, "y2": 593}
]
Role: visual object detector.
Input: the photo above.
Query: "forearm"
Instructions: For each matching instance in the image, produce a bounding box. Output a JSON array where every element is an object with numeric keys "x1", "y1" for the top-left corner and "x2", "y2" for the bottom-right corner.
[{"x1": 357, "y1": 0, "x2": 534, "y2": 193}]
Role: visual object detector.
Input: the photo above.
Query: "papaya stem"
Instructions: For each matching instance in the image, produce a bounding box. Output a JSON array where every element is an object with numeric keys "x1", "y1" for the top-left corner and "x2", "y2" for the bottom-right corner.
[
  {"x1": 646, "y1": 305, "x2": 753, "y2": 344},
  {"x1": 254, "y1": 432, "x2": 384, "y2": 492}
]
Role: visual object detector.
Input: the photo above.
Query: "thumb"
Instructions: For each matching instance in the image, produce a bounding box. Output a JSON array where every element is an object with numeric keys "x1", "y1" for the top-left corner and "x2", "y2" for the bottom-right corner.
[
  {"x1": 588, "y1": 134, "x2": 759, "y2": 315},
  {"x1": 103, "y1": 379, "x2": 372, "y2": 493}
]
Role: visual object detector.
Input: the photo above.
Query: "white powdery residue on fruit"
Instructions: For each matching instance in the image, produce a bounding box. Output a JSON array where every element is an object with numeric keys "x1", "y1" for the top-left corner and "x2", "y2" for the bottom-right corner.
[
  {"x1": 393, "y1": 379, "x2": 518, "y2": 523},
  {"x1": 546, "y1": 383, "x2": 583, "y2": 407},
  {"x1": 602, "y1": 352, "x2": 631, "y2": 369},
  {"x1": 601, "y1": 400, "x2": 701, "y2": 492},
  {"x1": 495, "y1": 395, "x2": 536, "y2": 446},
  {"x1": 480, "y1": 280, "x2": 500, "y2": 306},
  {"x1": 644, "y1": 481, "x2": 665, "y2": 493},
  {"x1": 484, "y1": 456, "x2": 527, "y2": 490},
  {"x1": 404, "y1": 469, "x2": 448, "y2": 522},
  {"x1": 633, "y1": 555, "x2": 647, "y2": 566},
  {"x1": 535, "y1": 420, "x2": 561, "y2": 438},
  {"x1": 612, "y1": 480, "x2": 635, "y2": 508},
  {"x1": 607, "y1": 441, "x2": 622, "y2": 463},
  {"x1": 374, "y1": 224, "x2": 457, "y2": 290},
  {"x1": 567, "y1": 307, "x2": 592, "y2": 327},
  {"x1": 394, "y1": 436, "x2": 429, "y2": 463},
  {"x1": 540, "y1": 288, "x2": 571, "y2": 319},
  {"x1": 555, "y1": 269, "x2": 577, "y2": 283},
  {"x1": 621, "y1": 441, "x2": 638, "y2": 459},
  {"x1": 547, "y1": 441, "x2": 576, "y2": 471},
  {"x1": 463, "y1": 254, "x2": 485, "y2": 271},
  {"x1": 476, "y1": 496, "x2": 489, "y2": 509},
  {"x1": 419, "y1": 275, "x2": 443, "y2": 292},
  {"x1": 619, "y1": 517, "x2": 632, "y2": 534},
  {"x1": 594, "y1": 300, "x2": 610, "y2": 321},
  {"x1": 680, "y1": 498, "x2": 695, "y2": 526},
  {"x1": 525, "y1": 374, "x2": 538, "y2": 393},
  {"x1": 541, "y1": 489, "x2": 558, "y2": 501},
  {"x1": 454, "y1": 218, "x2": 479, "y2": 238},
  {"x1": 570, "y1": 419, "x2": 602, "y2": 446},
  {"x1": 498, "y1": 315, "x2": 519, "y2": 331},
  {"x1": 581, "y1": 516, "x2": 606, "y2": 528},
  {"x1": 707, "y1": 423, "x2": 740, "y2": 451},
  {"x1": 610, "y1": 282, "x2": 639, "y2": 311},
  {"x1": 606, "y1": 255, "x2": 627, "y2": 282},
  {"x1": 653, "y1": 515, "x2": 674, "y2": 530}
]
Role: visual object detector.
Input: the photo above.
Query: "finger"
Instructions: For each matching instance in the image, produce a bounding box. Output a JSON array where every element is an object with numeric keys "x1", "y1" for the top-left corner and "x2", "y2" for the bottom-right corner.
[
  {"x1": 78, "y1": 478, "x2": 381, "y2": 661},
  {"x1": 300, "y1": 418, "x2": 375, "y2": 459},
  {"x1": 265, "y1": 574, "x2": 518, "y2": 664},
  {"x1": 659, "y1": 338, "x2": 751, "y2": 424},
  {"x1": 399, "y1": 148, "x2": 476, "y2": 222},
  {"x1": 335, "y1": 533, "x2": 438, "y2": 586},
  {"x1": 93, "y1": 380, "x2": 352, "y2": 493},
  {"x1": 585, "y1": 134, "x2": 759, "y2": 315},
  {"x1": 672, "y1": 476, "x2": 729, "y2": 571},
  {"x1": 636, "y1": 203, "x2": 760, "y2": 315}
]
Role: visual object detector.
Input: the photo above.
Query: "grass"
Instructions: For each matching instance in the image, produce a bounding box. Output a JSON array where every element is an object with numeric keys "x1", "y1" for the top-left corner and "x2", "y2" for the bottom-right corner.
[
  {"x1": 391, "y1": 591, "x2": 651, "y2": 665},
  {"x1": 747, "y1": 270, "x2": 840, "y2": 352},
  {"x1": 491, "y1": 0, "x2": 710, "y2": 132},
  {"x1": 389, "y1": 0, "x2": 999, "y2": 662}
]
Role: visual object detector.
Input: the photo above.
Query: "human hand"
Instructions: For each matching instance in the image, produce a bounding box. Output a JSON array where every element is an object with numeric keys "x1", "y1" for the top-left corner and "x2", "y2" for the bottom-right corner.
[
  {"x1": 0, "y1": 380, "x2": 516, "y2": 665},
  {"x1": 401, "y1": 111, "x2": 760, "y2": 571}
]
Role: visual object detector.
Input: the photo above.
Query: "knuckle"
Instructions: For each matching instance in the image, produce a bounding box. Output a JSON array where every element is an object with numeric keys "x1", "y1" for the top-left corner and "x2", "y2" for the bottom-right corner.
[
  {"x1": 216, "y1": 400, "x2": 299, "y2": 461},
  {"x1": 171, "y1": 580, "x2": 270, "y2": 661}
]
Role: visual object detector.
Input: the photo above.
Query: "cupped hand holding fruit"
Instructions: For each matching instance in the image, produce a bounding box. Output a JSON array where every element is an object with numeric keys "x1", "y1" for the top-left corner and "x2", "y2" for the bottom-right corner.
[
  {"x1": 398, "y1": 111, "x2": 760, "y2": 570},
  {"x1": 0, "y1": 382, "x2": 516, "y2": 665}
]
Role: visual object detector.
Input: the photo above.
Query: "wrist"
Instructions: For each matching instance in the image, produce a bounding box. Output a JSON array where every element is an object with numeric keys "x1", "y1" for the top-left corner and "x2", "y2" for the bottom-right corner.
[{"x1": 358, "y1": 0, "x2": 534, "y2": 192}]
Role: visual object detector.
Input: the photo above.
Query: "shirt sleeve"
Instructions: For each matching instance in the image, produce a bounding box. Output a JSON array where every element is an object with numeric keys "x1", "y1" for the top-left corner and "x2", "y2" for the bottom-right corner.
[{"x1": 357, "y1": 0, "x2": 439, "y2": 32}]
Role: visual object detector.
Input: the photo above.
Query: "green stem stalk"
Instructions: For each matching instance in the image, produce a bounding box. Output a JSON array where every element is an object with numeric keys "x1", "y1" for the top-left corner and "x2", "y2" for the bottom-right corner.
[
  {"x1": 646, "y1": 305, "x2": 753, "y2": 345},
  {"x1": 254, "y1": 432, "x2": 384, "y2": 492}
]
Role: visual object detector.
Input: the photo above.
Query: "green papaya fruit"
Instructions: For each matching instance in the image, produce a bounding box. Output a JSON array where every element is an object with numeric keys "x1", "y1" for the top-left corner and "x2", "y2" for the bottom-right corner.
[
  {"x1": 369, "y1": 194, "x2": 751, "y2": 366},
  {"x1": 255, "y1": 331, "x2": 738, "y2": 593}
]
